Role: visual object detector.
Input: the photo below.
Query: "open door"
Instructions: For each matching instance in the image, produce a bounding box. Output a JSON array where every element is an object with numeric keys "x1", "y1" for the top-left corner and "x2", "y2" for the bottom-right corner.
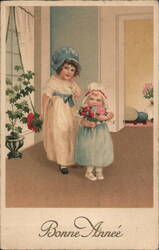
[{"x1": 118, "y1": 13, "x2": 153, "y2": 130}]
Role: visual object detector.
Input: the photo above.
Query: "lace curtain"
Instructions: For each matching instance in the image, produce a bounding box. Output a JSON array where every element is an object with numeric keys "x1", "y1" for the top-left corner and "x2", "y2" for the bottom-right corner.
[{"x1": 15, "y1": 7, "x2": 34, "y2": 72}]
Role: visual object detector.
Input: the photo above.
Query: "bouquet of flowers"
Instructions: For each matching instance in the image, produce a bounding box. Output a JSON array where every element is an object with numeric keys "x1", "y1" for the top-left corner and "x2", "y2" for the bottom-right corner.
[
  {"x1": 79, "y1": 106, "x2": 107, "y2": 122},
  {"x1": 143, "y1": 83, "x2": 153, "y2": 99}
]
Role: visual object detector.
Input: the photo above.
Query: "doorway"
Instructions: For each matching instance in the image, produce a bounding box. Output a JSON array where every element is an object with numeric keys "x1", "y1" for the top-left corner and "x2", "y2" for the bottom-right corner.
[{"x1": 117, "y1": 13, "x2": 153, "y2": 130}]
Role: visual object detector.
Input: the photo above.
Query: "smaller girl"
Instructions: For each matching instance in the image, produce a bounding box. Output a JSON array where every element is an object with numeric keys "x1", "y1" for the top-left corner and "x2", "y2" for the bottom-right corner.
[{"x1": 75, "y1": 82, "x2": 114, "y2": 181}]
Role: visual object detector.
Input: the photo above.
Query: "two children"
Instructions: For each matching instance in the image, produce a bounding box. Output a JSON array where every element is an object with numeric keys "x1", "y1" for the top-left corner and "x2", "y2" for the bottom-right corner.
[{"x1": 42, "y1": 47, "x2": 114, "y2": 180}]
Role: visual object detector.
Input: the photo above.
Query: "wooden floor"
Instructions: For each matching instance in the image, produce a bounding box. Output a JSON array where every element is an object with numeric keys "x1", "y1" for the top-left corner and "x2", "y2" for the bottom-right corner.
[{"x1": 6, "y1": 127, "x2": 153, "y2": 208}]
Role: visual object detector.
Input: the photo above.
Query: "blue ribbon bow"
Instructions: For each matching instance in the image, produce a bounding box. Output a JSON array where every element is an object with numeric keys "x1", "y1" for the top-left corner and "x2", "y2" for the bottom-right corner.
[{"x1": 52, "y1": 93, "x2": 74, "y2": 107}]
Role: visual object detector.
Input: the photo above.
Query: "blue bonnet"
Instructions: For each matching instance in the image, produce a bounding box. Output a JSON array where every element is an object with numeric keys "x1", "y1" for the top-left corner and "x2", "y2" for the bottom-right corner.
[{"x1": 51, "y1": 47, "x2": 80, "y2": 71}]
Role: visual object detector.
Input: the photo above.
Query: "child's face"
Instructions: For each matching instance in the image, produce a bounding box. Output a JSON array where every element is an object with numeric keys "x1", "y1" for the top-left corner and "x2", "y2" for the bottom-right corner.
[
  {"x1": 87, "y1": 92, "x2": 104, "y2": 107},
  {"x1": 58, "y1": 63, "x2": 76, "y2": 81}
]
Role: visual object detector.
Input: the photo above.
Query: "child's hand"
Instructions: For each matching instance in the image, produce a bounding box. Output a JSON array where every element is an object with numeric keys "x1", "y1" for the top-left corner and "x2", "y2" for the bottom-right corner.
[
  {"x1": 107, "y1": 112, "x2": 114, "y2": 120},
  {"x1": 95, "y1": 114, "x2": 107, "y2": 121},
  {"x1": 95, "y1": 112, "x2": 114, "y2": 121},
  {"x1": 80, "y1": 119, "x2": 96, "y2": 128},
  {"x1": 74, "y1": 92, "x2": 81, "y2": 99},
  {"x1": 39, "y1": 114, "x2": 43, "y2": 121}
]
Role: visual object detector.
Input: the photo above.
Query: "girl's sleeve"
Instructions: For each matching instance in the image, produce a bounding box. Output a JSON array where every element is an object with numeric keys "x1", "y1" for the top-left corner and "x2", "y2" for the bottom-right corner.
[
  {"x1": 73, "y1": 81, "x2": 81, "y2": 98},
  {"x1": 42, "y1": 77, "x2": 54, "y2": 97},
  {"x1": 74, "y1": 109, "x2": 83, "y2": 126}
]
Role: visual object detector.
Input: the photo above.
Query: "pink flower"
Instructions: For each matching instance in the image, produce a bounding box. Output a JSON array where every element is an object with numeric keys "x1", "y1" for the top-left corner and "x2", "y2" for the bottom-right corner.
[
  {"x1": 143, "y1": 83, "x2": 153, "y2": 94},
  {"x1": 96, "y1": 107, "x2": 106, "y2": 115},
  {"x1": 143, "y1": 83, "x2": 153, "y2": 99}
]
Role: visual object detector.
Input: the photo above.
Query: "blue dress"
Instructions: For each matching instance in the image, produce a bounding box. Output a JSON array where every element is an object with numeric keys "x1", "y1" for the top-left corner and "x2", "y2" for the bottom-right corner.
[{"x1": 75, "y1": 122, "x2": 114, "y2": 167}]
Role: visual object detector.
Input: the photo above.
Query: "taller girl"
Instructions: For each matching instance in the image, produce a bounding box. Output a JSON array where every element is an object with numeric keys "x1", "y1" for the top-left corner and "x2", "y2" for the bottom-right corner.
[{"x1": 42, "y1": 47, "x2": 81, "y2": 174}]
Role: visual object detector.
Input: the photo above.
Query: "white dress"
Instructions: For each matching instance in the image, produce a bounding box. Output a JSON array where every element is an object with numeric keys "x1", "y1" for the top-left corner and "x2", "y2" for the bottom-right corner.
[{"x1": 42, "y1": 76, "x2": 80, "y2": 166}]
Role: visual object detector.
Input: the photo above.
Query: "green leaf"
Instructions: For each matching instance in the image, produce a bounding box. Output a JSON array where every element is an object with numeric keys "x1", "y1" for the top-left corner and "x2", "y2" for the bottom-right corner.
[
  {"x1": 13, "y1": 85, "x2": 19, "y2": 91},
  {"x1": 15, "y1": 93, "x2": 21, "y2": 100},
  {"x1": 35, "y1": 112, "x2": 40, "y2": 118},
  {"x1": 15, "y1": 103, "x2": 22, "y2": 109},
  {"x1": 27, "y1": 71, "x2": 34, "y2": 80},
  {"x1": 21, "y1": 73, "x2": 29, "y2": 79},
  {"x1": 22, "y1": 81, "x2": 28, "y2": 86},
  {"x1": 20, "y1": 89, "x2": 26, "y2": 97},
  {"x1": 23, "y1": 106, "x2": 30, "y2": 113},
  {"x1": 6, "y1": 88, "x2": 14, "y2": 95},
  {"x1": 28, "y1": 86, "x2": 35, "y2": 93},
  {"x1": 6, "y1": 78, "x2": 12, "y2": 85},
  {"x1": 15, "y1": 110, "x2": 23, "y2": 119},
  {"x1": 21, "y1": 100, "x2": 28, "y2": 106},
  {"x1": 15, "y1": 126, "x2": 23, "y2": 133},
  {"x1": 6, "y1": 110, "x2": 15, "y2": 120},
  {"x1": 10, "y1": 131, "x2": 20, "y2": 139},
  {"x1": 9, "y1": 98, "x2": 16, "y2": 104},
  {"x1": 5, "y1": 123, "x2": 12, "y2": 131},
  {"x1": 14, "y1": 65, "x2": 22, "y2": 71},
  {"x1": 21, "y1": 117, "x2": 28, "y2": 124}
]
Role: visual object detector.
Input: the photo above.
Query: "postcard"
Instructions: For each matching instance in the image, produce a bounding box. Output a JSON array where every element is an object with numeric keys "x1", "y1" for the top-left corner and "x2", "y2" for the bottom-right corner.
[{"x1": 0, "y1": 0, "x2": 159, "y2": 249}]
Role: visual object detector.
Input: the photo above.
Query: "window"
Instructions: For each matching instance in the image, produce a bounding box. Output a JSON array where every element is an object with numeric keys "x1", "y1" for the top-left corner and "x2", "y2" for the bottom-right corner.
[
  {"x1": 6, "y1": 7, "x2": 23, "y2": 84},
  {"x1": 6, "y1": 7, "x2": 27, "y2": 133}
]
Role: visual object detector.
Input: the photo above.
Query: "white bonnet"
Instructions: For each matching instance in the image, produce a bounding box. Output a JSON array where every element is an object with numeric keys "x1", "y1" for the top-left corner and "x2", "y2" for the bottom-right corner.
[
  {"x1": 87, "y1": 82, "x2": 107, "y2": 98},
  {"x1": 82, "y1": 82, "x2": 108, "y2": 106}
]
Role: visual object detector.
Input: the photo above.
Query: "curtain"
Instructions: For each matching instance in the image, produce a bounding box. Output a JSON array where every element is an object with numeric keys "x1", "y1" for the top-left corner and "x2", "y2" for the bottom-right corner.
[
  {"x1": 15, "y1": 7, "x2": 34, "y2": 72},
  {"x1": 15, "y1": 7, "x2": 35, "y2": 138},
  {"x1": 6, "y1": 7, "x2": 10, "y2": 37}
]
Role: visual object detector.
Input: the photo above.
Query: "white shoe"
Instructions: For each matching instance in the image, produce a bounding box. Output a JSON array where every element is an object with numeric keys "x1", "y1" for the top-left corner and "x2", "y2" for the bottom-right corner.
[
  {"x1": 85, "y1": 172, "x2": 97, "y2": 181},
  {"x1": 96, "y1": 172, "x2": 104, "y2": 180}
]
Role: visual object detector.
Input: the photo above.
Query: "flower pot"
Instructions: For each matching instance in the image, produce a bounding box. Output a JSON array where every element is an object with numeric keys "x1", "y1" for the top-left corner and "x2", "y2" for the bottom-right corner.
[{"x1": 5, "y1": 136, "x2": 24, "y2": 159}]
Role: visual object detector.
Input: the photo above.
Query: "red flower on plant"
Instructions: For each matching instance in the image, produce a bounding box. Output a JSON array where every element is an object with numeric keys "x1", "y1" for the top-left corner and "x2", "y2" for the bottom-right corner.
[
  {"x1": 27, "y1": 113, "x2": 36, "y2": 131},
  {"x1": 27, "y1": 112, "x2": 42, "y2": 132}
]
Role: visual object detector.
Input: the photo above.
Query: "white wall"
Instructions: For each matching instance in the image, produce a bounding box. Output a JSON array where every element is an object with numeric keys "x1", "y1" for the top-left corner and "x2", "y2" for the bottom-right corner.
[{"x1": 50, "y1": 7, "x2": 99, "y2": 93}]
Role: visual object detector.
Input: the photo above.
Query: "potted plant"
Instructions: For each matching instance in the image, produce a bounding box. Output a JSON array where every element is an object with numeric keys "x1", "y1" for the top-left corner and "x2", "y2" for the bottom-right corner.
[
  {"x1": 6, "y1": 66, "x2": 42, "y2": 159},
  {"x1": 143, "y1": 83, "x2": 153, "y2": 105}
]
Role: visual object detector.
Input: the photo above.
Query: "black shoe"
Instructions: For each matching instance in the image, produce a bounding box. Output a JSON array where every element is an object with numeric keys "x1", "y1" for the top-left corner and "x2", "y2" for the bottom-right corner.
[{"x1": 59, "y1": 165, "x2": 69, "y2": 174}]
